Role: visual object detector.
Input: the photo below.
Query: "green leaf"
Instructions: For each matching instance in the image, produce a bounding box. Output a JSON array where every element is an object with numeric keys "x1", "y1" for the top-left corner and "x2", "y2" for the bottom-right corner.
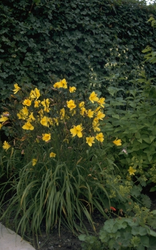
[
  {"x1": 140, "y1": 235, "x2": 149, "y2": 247},
  {"x1": 112, "y1": 114, "x2": 120, "y2": 119},
  {"x1": 131, "y1": 226, "x2": 147, "y2": 236}
]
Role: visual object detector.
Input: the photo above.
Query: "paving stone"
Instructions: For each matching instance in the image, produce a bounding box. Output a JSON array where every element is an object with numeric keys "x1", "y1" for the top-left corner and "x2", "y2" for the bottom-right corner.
[{"x1": 0, "y1": 223, "x2": 35, "y2": 250}]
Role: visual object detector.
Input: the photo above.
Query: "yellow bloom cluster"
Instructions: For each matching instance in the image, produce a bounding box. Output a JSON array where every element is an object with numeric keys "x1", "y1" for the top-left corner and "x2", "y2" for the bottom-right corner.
[
  {"x1": 1, "y1": 79, "x2": 107, "y2": 165},
  {"x1": 68, "y1": 90, "x2": 106, "y2": 146}
]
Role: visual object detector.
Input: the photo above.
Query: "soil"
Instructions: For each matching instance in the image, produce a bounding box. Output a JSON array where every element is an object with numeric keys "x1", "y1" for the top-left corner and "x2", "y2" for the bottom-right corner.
[{"x1": 30, "y1": 211, "x2": 105, "y2": 250}]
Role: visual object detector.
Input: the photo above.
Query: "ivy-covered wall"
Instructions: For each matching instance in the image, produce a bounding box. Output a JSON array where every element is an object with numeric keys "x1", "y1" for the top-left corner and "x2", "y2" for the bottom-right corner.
[{"x1": 0, "y1": 0, "x2": 156, "y2": 99}]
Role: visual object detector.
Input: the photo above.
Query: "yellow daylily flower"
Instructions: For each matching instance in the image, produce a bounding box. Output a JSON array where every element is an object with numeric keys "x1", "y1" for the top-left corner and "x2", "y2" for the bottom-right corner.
[
  {"x1": 80, "y1": 107, "x2": 87, "y2": 116},
  {"x1": 3, "y1": 141, "x2": 11, "y2": 151},
  {"x1": 96, "y1": 111, "x2": 105, "y2": 120},
  {"x1": 60, "y1": 108, "x2": 65, "y2": 120},
  {"x1": 89, "y1": 91, "x2": 99, "y2": 103},
  {"x1": 69, "y1": 86, "x2": 76, "y2": 93},
  {"x1": 53, "y1": 118, "x2": 59, "y2": 126},
  {"x1": 22, "y1": 122, "x2": 34, "y2": 130},
  {"x1": 32, "y1": 159, "x2": 37, "y2": 166},
  {"x1": 60, "y1": 79, "x2": 67, "y2": 88},
  {"x1": 98, "y1": 97, "x2": 105, "y2": 107},
  {"x1": 50, "y1": 152, "x2": 56, "y2": 158},
  {"x1": 113, "y1": 139, "x2": 122, "y2": 146},
  {"x1": 0, "y1": 116, "x2": 8, "y2": 122},
  {"x1": 70, "y1": 124, "x2": 83, "y2": 138},
  {"x1": 86, "y1": 136, "x2": 95, "y2": 147},
  {"x1": 28, "y1": 112, "x2": 35, "y2": 122},
  {"x1": 34, "y1": 100, "x2": 41, "y2": 108},
  {"x1": 66, "y1": 100, "x2": 76, "y2": 111},
  {"x1": 53, "y1": 81, "x2": 61, "y2": 88},
  {"x1": 93, "y1": 124, "x2": 100, "y2": 132},
  {"x1": 87, "y1": 109, "x2": 94, "y2": 118},
  {"x1": 23, "y1": 99, "x2": 32, "y2": 106},
  {"x1": 53, "y1": 79, "x2": 67, "y2": 89},
  {"x1": 79, "y1": 101, "x2": 85, "y2": 108},
  {"x1": 17, "y1": 106, "x2": 29, "y2": 120},
  {"x1": 13, "y1": 83, "x2": 21, "y2": 94},
  {"x1": 40, "y1": 116, "x2": 49, "y2": 127},
  {"x1": 30, "y1": 88, "x2": 40, "y2": 100},
  {"x1": 41, "y1": 99, "x2": 50, "y2": 112},
  {"x1": 96, "y1": 133, "x2": 104, "y2": 142},
  {"x1": 42, "y1": 133, "x2": 51, "y2": 142}
]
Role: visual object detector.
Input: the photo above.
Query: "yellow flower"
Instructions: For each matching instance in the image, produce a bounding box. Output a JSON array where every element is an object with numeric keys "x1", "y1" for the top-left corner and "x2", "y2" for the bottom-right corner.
[
  {"x1": 40, "y1": 116, "x2": 49, "y2": 127},
  {"x1": 30, "y1": 88, "x2": 40, "y2": 100},
  {"x1": 50, "y1": 152, "x2": 56, "y2": 158},
  {"x1": 3, "y1": 141, "x2": 11, "y2": 151},
  {"x1": 60, "y1": 79, "x2": 67, "y2": 88},
  {"x1": 93, "y1": 124, "x2": 100, "y2": 132},
  {"x1": 13, "y1": 83, "x2": 21, "y2": 94},
  {"x1": 17, "y1": 113, "x2": 23, "y2": 119},
  {"x1": 86, "y1": 136, "x2": 95, "y2": 147},
  {"x1": 28, "y1": 112, "x2": 35, "y2": 122},
  {"x1": 89, "y1": 91, "x2": 99, "y2": 103},
  {"x1": 128, "y1": 167, "x2": 136, "y2": 176},
  {"x1": 96, "y1": 111, "x2": 105, "y2": 120},
  {"x1": 53, "y1": 79, "x2": 67, "y2": 89},
  {"x1": 48, "y1": 117, "x2": 54, "y2": 126},
  {"x1": 0, "y1": 123, "x2": 3, "y2": 129},
  {"x1": 98, "y1": 97, "x2": 105, "y2": 107},
  {"x1": 113, "y1": 139, "x2": 122, "y2": 146},
  {"x1": 87, "y1": 109, "x2": 94, "y2": 118},
  {"x1": 22, "y1": 122, "x2": 34, "y2": 130},
  {"x1": 38, "y1": 109, "x2": 44, "y2": 118},
  {"x1": 96, "y1": 133, "x2": 104, "y2": 142},
  {"x1": 23, "y1": 99, "x2": 32, "y2": 106},
  {"x1": 94, "y1": 106, "x2": 101, "y2": 114},
  {"x1": 80, "y1": 107, "x2": 87, "y2": 116},
  {"x1": 22, "y1": 107, "x2": 29, "y2": 115},
  {"x1": 92, "y1": 119, "x2": 100, "y2": 132},
  {"x1": 41, "y1": 99, "x2": 50, "y2": 112},
  {"x1": 70, "y1": 124, "x2": 83, "y2": 138},
  {"x1": 53, "y1": 118, "x2": 59, "y2": 126},
  {"x1": 34, "y1": 100, "x2": 41, "y2": 108},
  {"x1": 0, "y1": 116, "x2": 8, "y2": 122},
  {"x1": 32, "y1": 159, "x2": 37, "y2": 166},
  {"x1": 92, "y1": 117, "x2": 99, "y2": 125},
  {"x1": 60, "y1": 108, "x2": 65, "y2": 120},
  {"x1": 17, "y1": 107, "x2": 29, "y2": 120},
  {"x1": 69, "y1": 86, "x2": 76, "y2": 93},
  {"x1": 42, "y1": 133, "x2": 51, "y2": 142},
  {"x1": 53, "y1": 81, "x2": 61, "y2": 88},
  {"x1": 79, "y1": 101, "x2": 85, "y2": 108},
  {"x1": 66, "y1": 100, "x2": 76, "y2": 111}
]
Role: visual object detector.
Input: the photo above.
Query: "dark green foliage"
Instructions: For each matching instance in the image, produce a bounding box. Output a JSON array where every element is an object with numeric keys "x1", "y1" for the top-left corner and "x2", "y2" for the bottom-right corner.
[{"x1": 0, "y1": 0, "x2": 156, "y2": 101}]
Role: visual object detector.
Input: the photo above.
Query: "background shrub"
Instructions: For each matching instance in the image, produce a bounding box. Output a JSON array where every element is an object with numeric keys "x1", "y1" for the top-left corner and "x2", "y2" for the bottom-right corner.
[{"x1": 0, "y1": 0, "x2": 156, "y2": 104}]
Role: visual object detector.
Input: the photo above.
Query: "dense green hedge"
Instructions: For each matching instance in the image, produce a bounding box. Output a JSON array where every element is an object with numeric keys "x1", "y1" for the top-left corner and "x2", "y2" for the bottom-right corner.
[{"x1": 0, "y1": 0, "x2": 156, "y2": 100}]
